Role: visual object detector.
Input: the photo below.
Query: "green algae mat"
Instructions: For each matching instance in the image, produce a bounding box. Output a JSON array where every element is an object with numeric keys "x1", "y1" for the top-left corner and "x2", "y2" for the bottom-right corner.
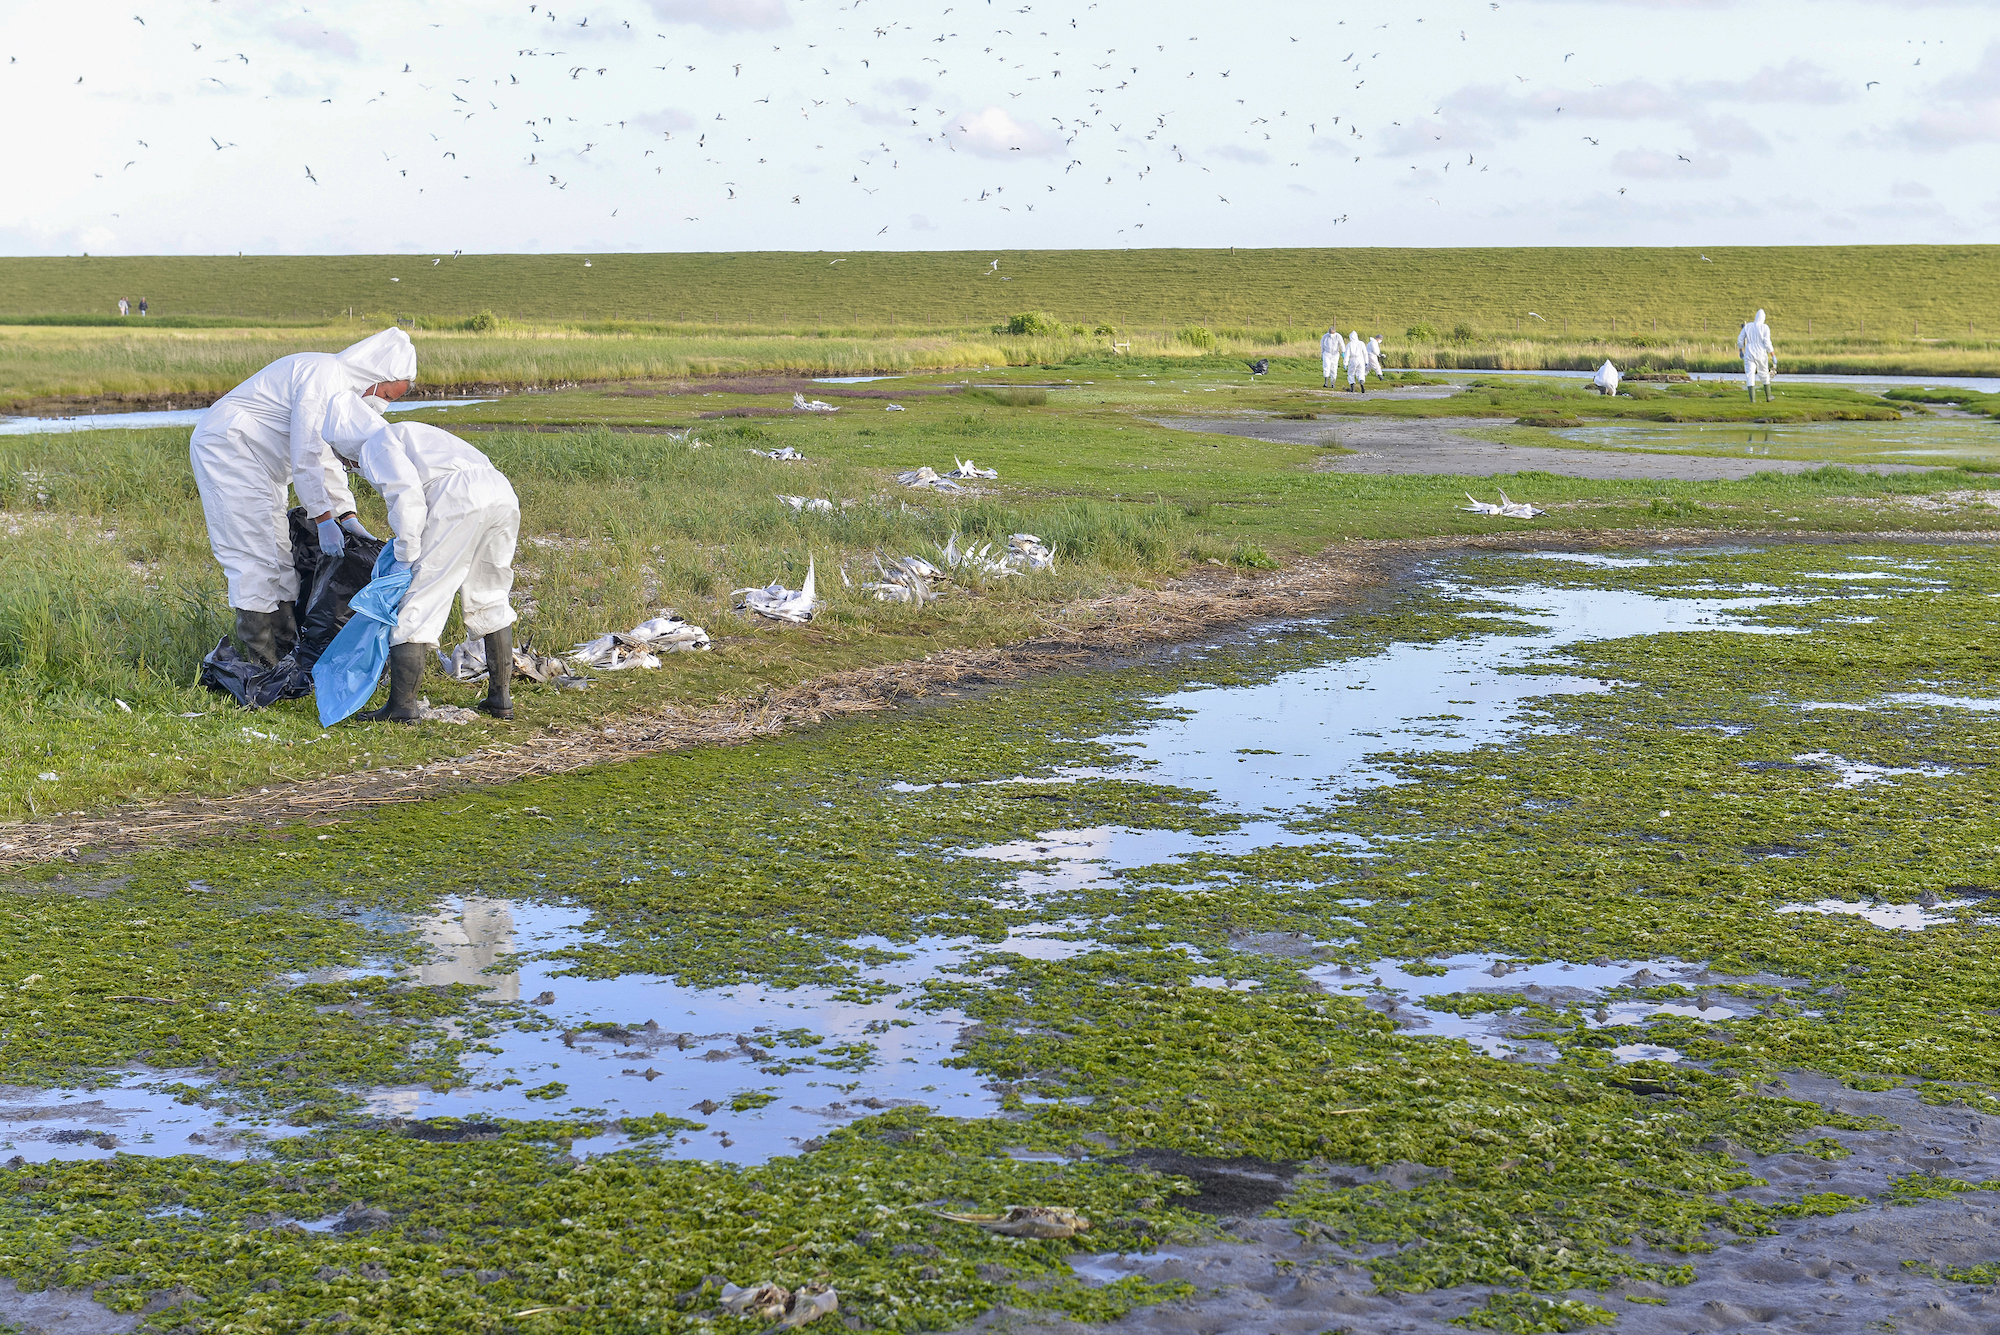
[{"x1": 3, "y1": 540, "x2": 1999, "y2": 1333}]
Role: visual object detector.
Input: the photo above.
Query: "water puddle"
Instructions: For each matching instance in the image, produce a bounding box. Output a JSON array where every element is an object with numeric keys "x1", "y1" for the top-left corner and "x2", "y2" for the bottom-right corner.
[
  {"x1": 1553, "y1": 417, "x2": 2000, "y2": 469},
  {"x1": 19, "y1": 552, "x2": 1925, "y2": 1162},
  {"x1": 1803, "y1": 694, "x2": 2000, "y2": 713},
  {"x1": 0, "y1": 399, "x2": 490, "y2": 436},
  {"x1": 1777, "y1": 899, "x2": 1984, "y2": 931},
  {"x1": 811, "y1": 376, "x2": 900, "y2": 384},
  {"x1": 366, "y1": 900, "x2": 996, "y2": 1163}
]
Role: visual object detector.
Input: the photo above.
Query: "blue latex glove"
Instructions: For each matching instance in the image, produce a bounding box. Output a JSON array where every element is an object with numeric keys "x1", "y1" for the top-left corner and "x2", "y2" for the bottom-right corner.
[
  {"x1": 338, "y1": 515, "x2": 377, "y2": 542},
  {"x1": 315, "y1": 518, "x2": 345, "y2": 557}
]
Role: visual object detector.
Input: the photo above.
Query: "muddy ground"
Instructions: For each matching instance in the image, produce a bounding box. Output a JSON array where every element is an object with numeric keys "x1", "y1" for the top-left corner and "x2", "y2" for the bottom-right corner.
[
  {"x1": 961, "y1": 1073, "x2": 2000, "y2": 1335},
  {"x1": 1149, "y1": 415, "x2": 1944, "y2": 482}
]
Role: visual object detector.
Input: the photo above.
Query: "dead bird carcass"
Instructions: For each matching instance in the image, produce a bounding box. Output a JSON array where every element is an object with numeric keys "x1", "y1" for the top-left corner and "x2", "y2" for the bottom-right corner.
[
  {"x1": 931, "y1": 1206, "x2": 1090, "y2": 1239},
  {"x1": 1459, "y1": 491, "x2": 1545, "y2": 519},
  {"x1": 752, "y1": 446, "x2": 809, "y2": 461},
  {"x1": 777, "y1": 494, "x2": 837, "y2": 514},
  {"x1": 862, "y1": 553, "x2": 945, "y2": 605},
  {"x1": 439, "y1": 637, "x2": 581, "y2": 685},
  {"x1": 791, "y1": 393, "x2": 839, "y2": 413},
  {"x1": 895, "y1": 465, "x2": 965, "y2": 492},
  {"x1": 735, "y1": 557, "x2": 818, "y2": 623},
  {"x1": 570, "y1": 612, "x2": 713, "y2": 670},
  {"x1": 719, "y1": 1281, "x2": 838, "y2": 1329}
]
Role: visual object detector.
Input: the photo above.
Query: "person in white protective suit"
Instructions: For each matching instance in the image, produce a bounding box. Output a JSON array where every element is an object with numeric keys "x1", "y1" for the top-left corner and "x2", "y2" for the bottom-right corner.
[
  {"x1": 189, "y1": 327, "x2": 417, "y2": 665},
  {"x1": 1592, "y1": 359, "x2": 1621, "y2": 397},
  {"x1": 1737, "y1": 309, "x2": 1776, "y2": 403},
  {"x1": 1344, "y1": 331, "x2": 1368, "y2": 392},
  {"x1": 321, "y1": 391, "x2": 520, "y2": 722},
  {"x1": 1365, "y1": 334, "x2": 1385, "y2": 381},
  {"x1": 1320, "y1": 327, "x2": 1340, "y2": 388}
]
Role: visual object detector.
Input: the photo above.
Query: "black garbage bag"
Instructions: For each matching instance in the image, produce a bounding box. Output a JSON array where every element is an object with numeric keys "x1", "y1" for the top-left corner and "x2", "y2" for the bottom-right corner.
[
  {"x1": 201, "y1": 508, "x2": 388, "y2": 707},
  {"x1": 199, "y1": 638, "x2": 316, "y2": 708}
]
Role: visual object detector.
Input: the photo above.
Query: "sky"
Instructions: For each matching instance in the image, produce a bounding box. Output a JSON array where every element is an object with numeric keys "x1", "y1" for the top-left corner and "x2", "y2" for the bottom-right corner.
[{"x1": 3, "y1": 0, "x2": 1996, "y2": 255}]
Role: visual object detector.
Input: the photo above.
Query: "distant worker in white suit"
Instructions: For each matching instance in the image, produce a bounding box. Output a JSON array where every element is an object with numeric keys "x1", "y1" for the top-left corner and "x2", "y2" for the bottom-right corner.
[
  {"x1": 322, "y1": 391, "x2": 521, "y2": 723},
  {"x1": 1320, "y1": 327, "x2": 1340, "y2": 388},
  {"x1": 189, "y1": 327, "x2": 417, "y2": 665},
  {"x1": 1365, "y1": 334, "x2": 1385, "y2": 381},
  {"x1": 1737, "y1": 308, "x2": 1776, "y2": 403},
  {"x1": 1344, "y1": 331, "x2": 1368, "y2": 392}
]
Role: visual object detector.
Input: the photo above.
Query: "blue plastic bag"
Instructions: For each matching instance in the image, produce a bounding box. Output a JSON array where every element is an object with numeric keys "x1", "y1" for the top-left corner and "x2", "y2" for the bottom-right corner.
[{"x1": 312, "y1": 547, "x2": 415, "y2": 727}]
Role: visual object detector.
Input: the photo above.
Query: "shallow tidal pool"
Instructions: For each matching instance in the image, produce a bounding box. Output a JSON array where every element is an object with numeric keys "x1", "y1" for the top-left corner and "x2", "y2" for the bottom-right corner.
[{"x1": 4, "y1": 541, "x2": 1999, "y2": 1333}]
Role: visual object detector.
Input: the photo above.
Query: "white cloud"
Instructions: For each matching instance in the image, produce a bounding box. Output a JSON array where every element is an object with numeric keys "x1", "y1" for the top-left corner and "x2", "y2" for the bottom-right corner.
[
  {"x1": 632, "y1": 108, "x2": 697, "y2": 133},
  {"x1": 908, "y1": 213, "x2": 937, "y2": 231},
  {"x1": 1612, "y1": 147, "x2": 1728, "y2": 179},
  {"x1": 1212, "y1": 144, "x2": 1268, "y2": 164},
  {"x1": 952, "y1": 106, "x2": 1058, "y2": 158},
  {"x1": 264, "y1": 17, "x2": 361, "y2": 61},
  {"x1": 1689, "y1": 115, "x2": 1771, "y2": 154},
  {"x1": 645, "y1": 0, "x2": 790, "y2": 31},
  {"x1": 1684, "y1": 60, "x2": 1850, "y2": 104},
  {"x1": 1892, "y1": 42, "x2": 2000, "y2": 148},
  {"x1": 1892, "y1": 179, "x2": 1935, "y2": 198}
]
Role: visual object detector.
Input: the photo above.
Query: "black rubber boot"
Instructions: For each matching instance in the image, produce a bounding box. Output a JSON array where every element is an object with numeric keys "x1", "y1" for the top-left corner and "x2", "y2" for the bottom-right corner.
[
  {"x1": 273, "y1": 601, "x2": 299, "y2": 661},
  {"x1": 234, "y1": 609, "x2": 280, "y2": 667},
  {"x1": 476, "y1": 627, "x2": 515, "y2": 720},
  {"x1": 357, "y1": 642, "x2": 427, "y2": 723},
  {"x1": 1747, "y1": 388, "x2": 1756, "y2": 403}
]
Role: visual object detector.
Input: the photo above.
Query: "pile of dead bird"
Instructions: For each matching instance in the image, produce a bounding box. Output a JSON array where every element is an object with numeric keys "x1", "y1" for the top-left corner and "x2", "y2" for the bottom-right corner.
[
  {"x1": 896, "y1": 458, "x2": 998, "y2": 492},
  {"x1": 440, "y1": 610, "x2": 712, "y2": 687}
]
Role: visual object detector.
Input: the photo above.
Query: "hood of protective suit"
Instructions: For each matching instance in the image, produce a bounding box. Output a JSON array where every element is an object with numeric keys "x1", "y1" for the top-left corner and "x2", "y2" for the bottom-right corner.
[
  {"x1": 322, "y1": 390, "x2": 389, "y2": 455},
  {"x1": 1755, "y1": 309, "x2": 1767, "y2": 325},
  {"x1": 336, "y1": 327, "x2": 418, "y2": 384}
]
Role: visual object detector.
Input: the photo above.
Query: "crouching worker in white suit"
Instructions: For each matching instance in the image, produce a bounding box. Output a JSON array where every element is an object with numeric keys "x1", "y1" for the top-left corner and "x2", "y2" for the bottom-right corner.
[
  {"x1": 189, "y1": 327, "x2": 417, "y2": 666},
  {"x1": 321, "y1": 392, "x2": 521, "y2": 722}
]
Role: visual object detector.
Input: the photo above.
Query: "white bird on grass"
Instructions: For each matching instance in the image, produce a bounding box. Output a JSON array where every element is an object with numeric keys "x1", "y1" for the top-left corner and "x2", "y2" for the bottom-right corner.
[
  {"x1": 945, "y1": 457, "x2": 997, "y2": 479},
  {"x1": 734, "y1": 558, "x2": 818, "y2": 623},
  {"x1": 793, "y1": 393, "x2": 838, "y2": 412},
  {"x1": 752, "y1": 445, "x2": 808, "y2": 461}
]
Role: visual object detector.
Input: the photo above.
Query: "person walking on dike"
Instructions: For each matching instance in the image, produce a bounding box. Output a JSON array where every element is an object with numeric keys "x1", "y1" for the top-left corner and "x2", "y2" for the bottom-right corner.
[
  {"x1": 1365, "y1": 333, "x2": 1385, "y2": 382},
  {"x1": 188, "y1": 327, "x2": 416, "y2": 667},
  {"x1": 1738, "y1": 308, "x2": 1775, "y2": 403},
  {"x1": 1320, "y1": 327, "x2": 1340, "y2": 388},
  {"x1": 1344, "y1": 330, "x2": 1368, "y2": 393},
  {"x1": 321, "y1": 390, "x2": 520, "y2": 723},
  {"x1": 117, "y1": 298, "x2": 129, "y2": 317},
  {"x1": 138, "y1": 298, "x2": 147, "y2": 316}
]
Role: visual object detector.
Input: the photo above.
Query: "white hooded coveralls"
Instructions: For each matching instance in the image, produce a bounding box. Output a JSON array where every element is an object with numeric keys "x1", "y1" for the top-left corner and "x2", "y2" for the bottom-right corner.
[
  {"x1": 1737, "y1": 310, "x2": 1774, "y2": 389},
  {"x1": 1320, "y1": 330, "x2": 1340, "y2": 384},
  {"x1": 1365, "y1": 336, "x2": 1385, "y2": 377},
  {"x1": 323, "y1": 393, "x2": 518, "y2": 649},
  {"x1": 1344, "y1": 332, "x2": 1368, "y2": 386},
  {"x1": 189, "y1": 328, "x2": 417, "y2": 613}
]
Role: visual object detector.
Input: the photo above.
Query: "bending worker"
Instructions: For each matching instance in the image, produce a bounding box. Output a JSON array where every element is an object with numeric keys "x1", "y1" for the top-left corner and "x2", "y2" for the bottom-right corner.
[
  {"x1": 1737, "y1": 308, "x2": 1776, "y2": 403},
  {"x1": 321, "y1": 391, "x2": 520, "y2": 723},
  {"x1": 189, "y1": 328, "x2": 417, "y2": 665},
  {"x1": 1320, "y1": 327, "x2": 1340, "y2": 389}
]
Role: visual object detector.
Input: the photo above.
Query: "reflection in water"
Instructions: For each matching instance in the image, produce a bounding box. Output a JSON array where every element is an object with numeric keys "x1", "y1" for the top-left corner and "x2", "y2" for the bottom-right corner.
[{"x1": 414, "y1": 897, "x2": 519, "y2": 1000}]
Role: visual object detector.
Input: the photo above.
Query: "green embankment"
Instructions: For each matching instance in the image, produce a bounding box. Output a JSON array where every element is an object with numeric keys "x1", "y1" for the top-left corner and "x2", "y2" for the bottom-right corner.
[{"x1": 3, "y1": 246, "x2": 1996, "y2": 338}]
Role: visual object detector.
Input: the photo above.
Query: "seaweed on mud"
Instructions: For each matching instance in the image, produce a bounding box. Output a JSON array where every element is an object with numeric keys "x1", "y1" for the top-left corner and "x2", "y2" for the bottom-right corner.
[{"x1": 3, "y1": 541, "x2": 2000, "y2": 1329}]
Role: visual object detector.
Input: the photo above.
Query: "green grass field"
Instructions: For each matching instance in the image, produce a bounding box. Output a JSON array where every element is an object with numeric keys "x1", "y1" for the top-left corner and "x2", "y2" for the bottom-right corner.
[
  {"x1": 4, "y1": 362, "x2": 2000, "y2": 820},
  {"x1": 5, "y1": 246, "x2": 1997, "y2": 339}
]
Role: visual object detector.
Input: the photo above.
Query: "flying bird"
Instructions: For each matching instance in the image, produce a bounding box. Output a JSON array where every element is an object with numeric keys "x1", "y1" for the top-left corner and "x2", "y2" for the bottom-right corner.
[
  {"x1": 211, "y1": 137, "x2": 236, "y2": 150},
  {"x1": 304, "y1": 165, "x2": 318, "y2": 183}
]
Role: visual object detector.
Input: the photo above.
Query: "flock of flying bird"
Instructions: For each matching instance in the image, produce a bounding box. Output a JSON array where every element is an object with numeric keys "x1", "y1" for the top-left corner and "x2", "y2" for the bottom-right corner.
[{"x1": 26, "y1": 6, "x2": 1938, "y2": 241}]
